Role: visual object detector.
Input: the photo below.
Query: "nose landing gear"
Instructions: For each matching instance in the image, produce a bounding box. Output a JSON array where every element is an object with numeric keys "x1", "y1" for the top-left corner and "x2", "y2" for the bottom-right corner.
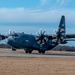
[{"x1": 12, "y1": 47, "x2": 16, "y2": 51}]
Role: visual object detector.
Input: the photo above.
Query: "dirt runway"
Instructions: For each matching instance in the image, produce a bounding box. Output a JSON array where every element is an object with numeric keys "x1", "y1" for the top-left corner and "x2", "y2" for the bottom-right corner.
[
  {"x1": 0, "y1": 48, "x2": 75, "y2": 75},
  {"x1": 0, "y1": 57, "x2": 75, "y2": 75}
]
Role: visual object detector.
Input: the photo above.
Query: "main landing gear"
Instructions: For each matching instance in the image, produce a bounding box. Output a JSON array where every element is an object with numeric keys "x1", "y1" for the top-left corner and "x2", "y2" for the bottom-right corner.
[
  {"x1": 24, "y1": 49, "x2": 45, "y2": 54},
  {"x1": 25, "y1": 49, "x2": 33, "y2": 54},
  {"x1": 38, "y1": 50, "x2": 45, "y2": 54}
]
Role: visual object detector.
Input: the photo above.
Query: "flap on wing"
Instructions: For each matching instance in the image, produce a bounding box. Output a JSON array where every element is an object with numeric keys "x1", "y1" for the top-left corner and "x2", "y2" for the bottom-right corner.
[{"x1": 0, "y1": 35, "x2": 7, "y2": 40}]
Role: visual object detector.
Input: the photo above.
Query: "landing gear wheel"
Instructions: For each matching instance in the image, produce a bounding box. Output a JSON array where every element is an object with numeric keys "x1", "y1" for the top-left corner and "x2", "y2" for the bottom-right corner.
[
  {"x1": 38, "y1": 50, "x2": 45, "y2": 54},
  {"x1": 29, "y1": 50, "x2": 32, "y2": 54},
  {"x1": 25, "y1": 50, "x2": 29, "y2": 53},
  {"x1": 25, "y1": 49, "x2": 32, "y2": 54},
  {"x1": 39, "y1": 50, "x2": 41, "y2": 54},
  {"x1": 42, "y1": 51, "x2": 45, "y2": 54}
]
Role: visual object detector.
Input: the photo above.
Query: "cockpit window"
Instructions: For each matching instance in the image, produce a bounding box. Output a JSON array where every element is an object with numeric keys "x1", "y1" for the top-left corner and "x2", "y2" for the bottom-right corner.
[{"x1": 12, "y1": 34, "x2": 18, "y2": 37}]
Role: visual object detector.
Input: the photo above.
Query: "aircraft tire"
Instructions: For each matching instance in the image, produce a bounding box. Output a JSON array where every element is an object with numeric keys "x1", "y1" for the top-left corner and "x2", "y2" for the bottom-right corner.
[
  {"x1": 29, "y1": 50, "x2": 32, "y2": 54},
  {"x1": 12, "y1": 47, "x2": 16, "y2": 51},
  {"x1": 25, "y1": 50, "x2": 29, "y2": 53},
  {"x1": 38, "y1": 50, "x2": 42, "y2": 53},
  {"x1": 42, "y1": 51, "x2": 45, "y2": 54}
]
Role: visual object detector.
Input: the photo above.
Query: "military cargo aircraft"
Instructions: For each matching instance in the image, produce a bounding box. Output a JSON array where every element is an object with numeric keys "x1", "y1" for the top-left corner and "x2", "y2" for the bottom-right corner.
[{"x1": 0, "y1": 15, "x2": 75, "y2": 54}]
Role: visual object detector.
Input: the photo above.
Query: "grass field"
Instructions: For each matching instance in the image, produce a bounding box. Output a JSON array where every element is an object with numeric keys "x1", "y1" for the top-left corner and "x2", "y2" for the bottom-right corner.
[{"x1": 0, "y1": 57, "x2": 75, "y2": 75}]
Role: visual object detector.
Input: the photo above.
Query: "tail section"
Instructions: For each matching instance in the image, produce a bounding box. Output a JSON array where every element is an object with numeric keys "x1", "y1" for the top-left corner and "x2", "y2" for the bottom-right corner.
[{"x1": 56, "y1": 15, "x2": 67, "y2": 44}]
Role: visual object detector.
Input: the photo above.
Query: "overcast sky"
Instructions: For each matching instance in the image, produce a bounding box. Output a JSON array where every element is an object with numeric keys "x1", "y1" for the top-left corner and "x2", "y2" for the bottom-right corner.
[
  {"x1": 0, "y1": 0, "x2": 75, "y2": 32},
  {"x1": 0, "y1": 0, "x2": 74, "y2": 23}
]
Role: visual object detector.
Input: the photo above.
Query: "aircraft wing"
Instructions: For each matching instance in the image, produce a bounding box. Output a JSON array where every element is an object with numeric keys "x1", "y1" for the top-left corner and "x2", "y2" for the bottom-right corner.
[
  {"x1": 0, "y1": 35, "x2": 8, "y2": 40},
  {"x1": 66, "y1": 34, "x2": 75, "y2": 38},
  {"x1": 48, "y1": 35, "x2": 56, "y2": 39},
  {"x1": 48, "y1": 34, "x2": 75, "y2": 40},
  {"x1": 66, "y1": 39, "x2": 75, "y2": 41},
  {"x1": 65, "y1": 34, "x2": 75, "y2": 41}
]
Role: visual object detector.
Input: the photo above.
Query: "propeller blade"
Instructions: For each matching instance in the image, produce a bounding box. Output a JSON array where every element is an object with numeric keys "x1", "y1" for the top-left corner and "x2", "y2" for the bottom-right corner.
[{"x1": 35, "y1": 29, "x2": 48, "y2": 46}]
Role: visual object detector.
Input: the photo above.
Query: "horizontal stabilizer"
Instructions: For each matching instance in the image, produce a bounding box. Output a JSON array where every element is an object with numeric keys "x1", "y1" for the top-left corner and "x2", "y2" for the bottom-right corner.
[
  {"x1": 66, "y1": 34, "x2": 75, "y2": 38},
  {"x1": 65, "y1": 39, "x2": 75, "y2": 41}
]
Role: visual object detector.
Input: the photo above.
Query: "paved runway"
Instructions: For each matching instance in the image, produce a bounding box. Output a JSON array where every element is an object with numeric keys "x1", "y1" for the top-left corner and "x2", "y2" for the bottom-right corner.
[{"x1": 0, "y1": 48, "x2": 75, "y2": 58}]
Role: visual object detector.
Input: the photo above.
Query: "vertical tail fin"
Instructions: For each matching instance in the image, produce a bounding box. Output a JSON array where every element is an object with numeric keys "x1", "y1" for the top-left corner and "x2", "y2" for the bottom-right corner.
[{"x1": 56, "y1": 15, "x2": 67, "y2": 44}]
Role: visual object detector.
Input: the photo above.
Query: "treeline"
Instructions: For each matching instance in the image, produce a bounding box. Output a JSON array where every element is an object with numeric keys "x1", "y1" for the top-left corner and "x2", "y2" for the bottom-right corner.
[
  {"x1": 52, "y1": 45, "x2": 75, "y2": 52},
  {"x1": 0, "y1": 44, "x2": 75, "y2": 52},
  {"x1": 0, "y1": 44, "x2": 11, "y2": 48}
]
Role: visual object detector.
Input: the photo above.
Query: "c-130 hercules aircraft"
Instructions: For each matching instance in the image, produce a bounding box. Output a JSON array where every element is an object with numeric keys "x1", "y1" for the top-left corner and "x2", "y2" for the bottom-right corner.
[{"x1": 0, "y1": 15, "x2": 75, "y2": 54}]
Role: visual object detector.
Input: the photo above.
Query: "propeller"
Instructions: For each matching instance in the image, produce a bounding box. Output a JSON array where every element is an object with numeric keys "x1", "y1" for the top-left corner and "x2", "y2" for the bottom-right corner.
[
  {"x1": 36, "y1": 29, "x2": 48, "y2": 46},
  {"x1": 6, "y1": 29, "x2": 18, "y2": 37},
  {"x1": 53, "y1": 27, "x2": 60, "y2": 34}
]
